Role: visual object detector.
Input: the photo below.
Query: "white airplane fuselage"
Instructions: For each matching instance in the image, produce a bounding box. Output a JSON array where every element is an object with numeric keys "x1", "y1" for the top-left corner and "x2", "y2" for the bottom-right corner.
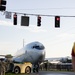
[{"x1": 12, "y1": 41, "x2": 45, "y2": 64}]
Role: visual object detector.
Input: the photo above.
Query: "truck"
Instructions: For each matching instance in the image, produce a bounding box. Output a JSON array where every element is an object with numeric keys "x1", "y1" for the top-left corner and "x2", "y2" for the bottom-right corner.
[
  {"x1": 13, "y1": 62, "x2": 32, "y2": 74},
  {"x1": 0, "y1": 60, "x2": 32, "y2": 74}
]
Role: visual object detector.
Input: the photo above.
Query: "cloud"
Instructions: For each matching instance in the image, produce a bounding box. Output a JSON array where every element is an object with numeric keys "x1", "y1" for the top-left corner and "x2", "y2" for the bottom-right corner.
[
  {"x1": 55, "y1": 33, "x2": 75, "y2": 44},
  {"x1": 0, "y1": 20, "x2": 12, "y2": 26},
  {"x1": 0, "y1": 20, "x2": 47, "y2": 33},
  {"x1": 27, "y1": 26, "x2": 47, "y2": 33},
  {"x1": 58, "y1": 33, "x2": 75, "y2": 39}
]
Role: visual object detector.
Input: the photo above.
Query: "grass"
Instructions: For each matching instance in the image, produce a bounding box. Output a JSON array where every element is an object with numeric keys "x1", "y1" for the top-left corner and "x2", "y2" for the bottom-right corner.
[{"x1": 6, "y1": 73, "x2": 29, "y2": 75}]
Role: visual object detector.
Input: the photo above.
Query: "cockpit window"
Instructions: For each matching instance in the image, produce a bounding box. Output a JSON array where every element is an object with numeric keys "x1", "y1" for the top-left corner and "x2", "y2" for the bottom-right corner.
[{"x1": 32, "y1": 45, "x2": 45, "y2": 50}]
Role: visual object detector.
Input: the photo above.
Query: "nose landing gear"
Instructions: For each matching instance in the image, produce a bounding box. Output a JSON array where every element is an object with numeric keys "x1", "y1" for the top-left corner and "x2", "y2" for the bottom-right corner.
[{"x1": 33, "y1": 64, "x2": 39, "y2": 73}]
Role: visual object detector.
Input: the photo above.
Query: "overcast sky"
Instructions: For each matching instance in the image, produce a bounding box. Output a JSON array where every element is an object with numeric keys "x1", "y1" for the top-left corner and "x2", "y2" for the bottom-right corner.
[{"x1": 0, "y1": 0, "x2": 75, "y2": 58}]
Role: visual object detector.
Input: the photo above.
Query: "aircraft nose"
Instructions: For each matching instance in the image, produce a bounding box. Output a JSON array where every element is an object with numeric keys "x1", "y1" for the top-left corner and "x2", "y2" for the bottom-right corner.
[{"x1": 38, "y1": 50, "x2": 45, "y2": 61}]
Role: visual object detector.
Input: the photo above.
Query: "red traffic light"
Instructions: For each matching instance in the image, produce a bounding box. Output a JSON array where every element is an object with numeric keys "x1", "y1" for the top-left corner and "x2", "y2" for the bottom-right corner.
[
  {"x1": 55, "y1": 16, "x2": 60, "y2": 28},
  {"x1": 56, "y1": 17, "x2": 60, "y2": 21},
  {"x1": 13, "y1": 13, "x2": 17, "y2": 25},
  {"x1": 38, "y1": 16, "x2": 41, "y2": 20},
  {"x1": 14, "y1": 13, "x2": 17, "y2": 18},
  {"x1": 37, "y1": 16, "x2": 41, "y2": 26}
]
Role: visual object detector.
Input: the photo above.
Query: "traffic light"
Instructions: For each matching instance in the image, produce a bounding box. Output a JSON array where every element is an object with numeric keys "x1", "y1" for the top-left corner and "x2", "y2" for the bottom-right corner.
[
  {"x1": 37, "y1": 16, "x2": 41, "y2": 26},
  {"x1": 55, "y1": 16, "x2": 60, "y2": 28},
  {"x1": 13, "y1": 13, "x2": 17, "y2": 25},
  {"x1": 0, "y1": 0, "x2": 7, "y2": 11}
]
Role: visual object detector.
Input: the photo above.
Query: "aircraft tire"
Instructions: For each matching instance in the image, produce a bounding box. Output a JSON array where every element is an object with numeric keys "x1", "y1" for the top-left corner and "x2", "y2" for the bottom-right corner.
[
  {"x1": 14, "y1": 66, "x2": 20, "y2": 74},
  {"x1": 25, "y1": 66, "x2": 31, "y2": 74}
]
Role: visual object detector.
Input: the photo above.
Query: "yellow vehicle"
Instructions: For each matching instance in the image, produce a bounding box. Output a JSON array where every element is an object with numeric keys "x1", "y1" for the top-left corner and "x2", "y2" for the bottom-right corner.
[{"x1": 13, "y1": 62, "x2": 32, "y2": 74}]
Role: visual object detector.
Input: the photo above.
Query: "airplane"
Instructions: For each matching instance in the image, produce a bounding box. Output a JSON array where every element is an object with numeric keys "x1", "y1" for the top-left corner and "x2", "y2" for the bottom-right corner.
[
  {"x1": 12, "y1": 41, "x2": 45, "y2": 73},
  {"x1": 13, "y1": 41, "x2": 45, "y2": 64}
]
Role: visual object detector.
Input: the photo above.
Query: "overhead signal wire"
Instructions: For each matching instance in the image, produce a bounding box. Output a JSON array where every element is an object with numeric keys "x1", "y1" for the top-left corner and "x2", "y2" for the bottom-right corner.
[
  {"x1": 5, "y1": 11, "x2": 75, "y2": 17},
  {"x1": 7, "y1": 7, "x2": 75, "y2": 11}
]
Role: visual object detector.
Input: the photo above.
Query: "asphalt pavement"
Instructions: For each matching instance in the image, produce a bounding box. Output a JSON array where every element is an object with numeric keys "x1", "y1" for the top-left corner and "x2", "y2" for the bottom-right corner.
[{"x1": 29, "y1": 71, "x2": 75, "y2": 75}]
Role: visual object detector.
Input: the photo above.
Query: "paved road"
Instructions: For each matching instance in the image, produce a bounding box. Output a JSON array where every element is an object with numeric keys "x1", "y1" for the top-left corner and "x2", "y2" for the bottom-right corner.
[{"x1": 30, "y1": 71, "x2": 75, "y2": 75}]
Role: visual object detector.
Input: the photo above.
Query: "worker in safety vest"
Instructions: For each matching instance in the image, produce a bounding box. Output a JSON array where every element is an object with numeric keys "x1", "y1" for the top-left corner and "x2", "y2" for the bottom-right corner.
[{"x1": 71, "y1": 42, "x2": 75, "y2": 72}]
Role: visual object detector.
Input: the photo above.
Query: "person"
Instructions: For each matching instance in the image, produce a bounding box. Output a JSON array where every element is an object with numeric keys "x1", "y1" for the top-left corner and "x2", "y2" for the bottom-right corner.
[
  {"x1": 0, "y1": 60, "x2": 5, "y2": 75},
  {"x1": 44, "y1": 63, "x2": 47, "y2": 71},
  {"x1": 71, "y1": 42, "x2": 75, "y2": 72}
]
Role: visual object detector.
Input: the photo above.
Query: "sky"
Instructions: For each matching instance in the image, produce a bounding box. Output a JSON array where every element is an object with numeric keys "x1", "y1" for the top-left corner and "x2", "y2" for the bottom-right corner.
[{"x1": 0, "y1": 0, "x2": 75, "y2": 58}]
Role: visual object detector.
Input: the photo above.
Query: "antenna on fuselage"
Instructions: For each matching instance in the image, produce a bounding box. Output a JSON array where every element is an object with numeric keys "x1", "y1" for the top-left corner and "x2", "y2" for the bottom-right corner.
[{"x1": 23, "y1": 39, "x2": 24, "y2": 47}]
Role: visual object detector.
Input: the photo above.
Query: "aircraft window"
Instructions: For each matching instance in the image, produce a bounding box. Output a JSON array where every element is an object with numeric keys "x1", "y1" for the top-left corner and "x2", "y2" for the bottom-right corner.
[
  {"x1": 32, "y1": 45, "x2": 45, "y2": 50},
  {"x1": 32, "y1": 46, "x2": 35, "y2": 48}
]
